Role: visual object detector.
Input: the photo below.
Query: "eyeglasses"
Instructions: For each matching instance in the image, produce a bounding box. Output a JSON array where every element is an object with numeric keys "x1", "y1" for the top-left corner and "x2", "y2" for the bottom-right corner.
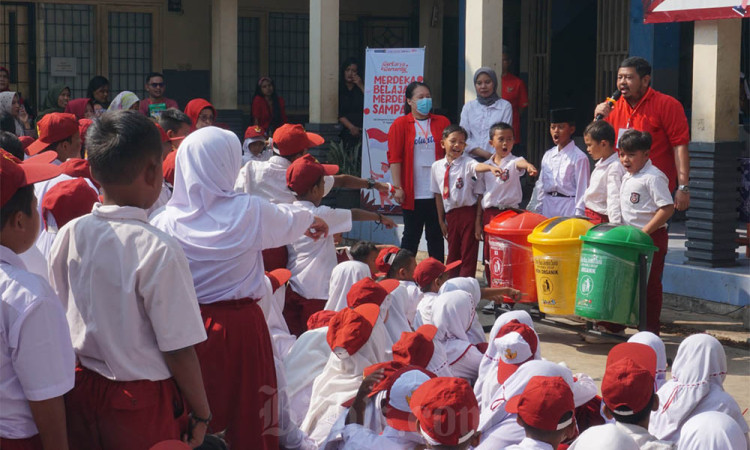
[{"x1": 149, "y1": 82, "x2": 165, "y2": 88}]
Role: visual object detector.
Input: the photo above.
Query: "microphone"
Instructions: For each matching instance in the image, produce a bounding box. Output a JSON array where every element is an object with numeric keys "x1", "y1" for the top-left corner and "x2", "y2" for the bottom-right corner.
[{"x1": 595, "y1": 90, "x2": 622, "y2": 120}]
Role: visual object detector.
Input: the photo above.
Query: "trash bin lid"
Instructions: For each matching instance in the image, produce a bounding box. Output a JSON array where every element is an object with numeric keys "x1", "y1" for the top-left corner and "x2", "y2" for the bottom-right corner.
[
  {"x1": 580, "y1": 223, "x2": 658, "y2": 252},
  {"x1": 484, "y1": 209, "x2": 548, "y2": 235},
  {"x1": 527, "y1": 216, "x2": 594, "y2": 244}
]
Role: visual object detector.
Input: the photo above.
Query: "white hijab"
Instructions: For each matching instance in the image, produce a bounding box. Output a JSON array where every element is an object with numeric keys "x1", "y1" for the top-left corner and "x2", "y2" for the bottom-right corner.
[
  {"x1": 0, "y1": 91, "x2": 24, "y2": 135},
  {"x1": 650, "y1": 333, "x2": 748, "y2": 442},
  {"x1": 677, "y1": 411, "x2": 748, "y2": 450},
  {"x1": 107, "y1": 91, "x2": 139, "y2": 111},
  {"x1": 383, "y1": 284, "x2": 413, "y2": 344},
  {"x1": 476, "y1": 360, "x2": 577, "y2": 449},
  {"x1": 283, "y1": 327, "x2": 332, "y2": 426},
  {"x1": 475, "y1": 311, "x2": 541, "y2": 407},
  {"x1": 259, "y1": 276, "x2": 296, "y2": 359},
  {"x1": 324, "y1": 261, "x2": 371, "y2": 311},
  {"x1": 431, "y1": 291, "x2": 476, "y2": 367},
  {"x1": 301, "y1": 316, "x2": 390, "y2": 445},
  {"x1": 438, "y1": 277, "x2": 486, "y2": 345},
  {"x1": 628, "y1": 331, "x2": 668, "y2": 391},
  {"x1": 569, "y1": 424, "x2": 640, "y2": 450}
]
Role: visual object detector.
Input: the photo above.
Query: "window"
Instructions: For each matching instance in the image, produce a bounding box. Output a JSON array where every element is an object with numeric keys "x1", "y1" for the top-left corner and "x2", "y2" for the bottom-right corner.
[
  {"x1": 268, "y1": 13, "x2": 309, "y2": 112},
  {"x1": 37, "y1": 4, "x2": 96, "y2": 100},
  {"x1": 340, "y1": 20, "x2": 363, "y2": 65},
  {"x1": 238, "y1": 16, "x2": 260, "y2": 107},
  {"x1": 108, "y1": 11, "x2": 152, "y2": 100}
]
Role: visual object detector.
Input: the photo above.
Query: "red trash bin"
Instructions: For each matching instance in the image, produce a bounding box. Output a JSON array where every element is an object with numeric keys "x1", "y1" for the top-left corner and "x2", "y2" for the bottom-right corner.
[{"x1": 484, "y1": 210, "x2": 547, "y2": 303}]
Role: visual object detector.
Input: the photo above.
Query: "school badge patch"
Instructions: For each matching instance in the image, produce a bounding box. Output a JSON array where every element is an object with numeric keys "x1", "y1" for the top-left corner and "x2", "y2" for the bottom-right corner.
[
  {"x1": 505, "y1": 348, "x2": 517, "y2": 361},
  {"x1": 630, "y1": 192, "x2": 640, "y2": 204},
  {"x1": 500, "y1": 169, "x2": 510, "y2": 181},
  {"x1": 456, "y1": 177, "x2": 464, "y2": 189}
]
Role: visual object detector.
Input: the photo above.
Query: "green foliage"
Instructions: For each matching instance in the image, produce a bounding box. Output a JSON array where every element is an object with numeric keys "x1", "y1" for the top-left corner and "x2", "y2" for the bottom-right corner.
[{"x1": 327, "y1": 139, "x2": 362, "y2": 176}]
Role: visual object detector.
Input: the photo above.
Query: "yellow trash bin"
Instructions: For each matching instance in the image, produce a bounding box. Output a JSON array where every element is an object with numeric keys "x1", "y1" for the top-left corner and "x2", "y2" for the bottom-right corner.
[{"x1": 527, "y1": 217, "x2": 593, "y2": 315}]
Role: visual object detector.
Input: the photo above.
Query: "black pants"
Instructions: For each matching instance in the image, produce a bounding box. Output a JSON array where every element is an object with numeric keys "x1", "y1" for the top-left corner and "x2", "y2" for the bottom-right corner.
[{"x1": 401, "y1": 198, "x2": 444, "y2": 261}]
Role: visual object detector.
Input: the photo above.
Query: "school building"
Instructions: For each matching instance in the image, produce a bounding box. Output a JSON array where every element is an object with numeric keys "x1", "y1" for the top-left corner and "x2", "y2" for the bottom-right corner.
[{"x1": 1, "y1": 0, "x2": 747, "y2": 323}]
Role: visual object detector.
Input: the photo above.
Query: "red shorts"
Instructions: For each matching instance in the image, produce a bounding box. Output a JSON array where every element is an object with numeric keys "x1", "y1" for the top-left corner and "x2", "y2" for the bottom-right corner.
[
  {"x1": 584, "y1": 208, "x2": 609, "y2": 225},
  {"x1": 445, "y1": 205, "x2": 480, "y2": 278},
  {"x1": 0, "y1": 435, "x2": 43, "y2": 450},
  {"x1": 196, "y1": 299, "x2": 279, "y2": 450},
  {"x1": 65, "y1": 366, "x2": 185, "y2": 450},
  {"x1": 262, "y1": 246, "x2": 288, "y2": 271}
]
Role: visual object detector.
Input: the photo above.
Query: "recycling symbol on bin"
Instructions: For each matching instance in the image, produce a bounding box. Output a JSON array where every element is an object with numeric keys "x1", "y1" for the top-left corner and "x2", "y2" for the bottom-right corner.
[
  {"x1": 492, "y1": 259, "x2": 502, "y2": 275},
  {"x1": 580, "y1": 275, "x2": 594, "y2": 295}
]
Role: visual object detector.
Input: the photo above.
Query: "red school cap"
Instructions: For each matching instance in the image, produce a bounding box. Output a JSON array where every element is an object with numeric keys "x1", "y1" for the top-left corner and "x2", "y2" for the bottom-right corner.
[
  {"x1": 59, "y1": 158, "x2": 100, "y2": 188},
  {"x1": 272, "y1": 123, "x2": 324, "y2": 156},
  {"x1": 346, "y1": 277, "x2": 400, "y2": 308},
  {"x1": 409, "y1": 377, "x2": 479, "y2": 446},
  {"x1": 244, "y1": 125, "x2": 266, "y2": 141},
  {"x1": 41, "y1": 178, "x2": 98, "y2": 230},
  {"x1": 505, "y1": 376, "x2": 575, "y2": 431},
  {"x1": 375, "y1": 246, "x2": 400, "y2": 275},
  {"x1": 0, "y1": 150, "x2": 62, "y2": 206},
  {"x1": 413, "y1": 257, "x2": 461, "y2": 289},
  {"x1": 286, "y1": 153, "x2": 338, "y2": 196},
  {"x1": 18, "y1": 136, "x2": 35, "y2": 154},
  {"x1": 266, "y1": 268, "x2": 292, "y2": 293},
  {"x1": 496, "y1": 320, "x2": 540, "y2": 384},
  {"x1": 27, "y1": 113, "x2": 79, "y2": 156},
  {"x1": 326, "y1": 303, "x2": 380, "y2": 357},
  {"x1": 307, "y1": 309, "x2": 337, "y2": 330},
  {"x1": 392, "y1": 324, "x2": 438, "y2": 369},
  {"x1": 601, "y1": 343, "x2": 657, "y2": 415},
  {"x1": 149, "y1": 440, "x2": 192, "y2": 450}
]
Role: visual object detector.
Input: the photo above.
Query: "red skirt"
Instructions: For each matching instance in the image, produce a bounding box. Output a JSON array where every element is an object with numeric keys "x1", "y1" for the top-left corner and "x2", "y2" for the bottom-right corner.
[
  {"x1": 0, "y1": 436, "x2": 43, "y2": 450},
  {"x1": 65, "y1": 366, "x2": 185, "y2": 450},
  {"x1": 196, "y1": 299, "x2": 279, "y2": 450},
  {"x1": 283, "y1": 287, "x2": 327, "y2": 337}
]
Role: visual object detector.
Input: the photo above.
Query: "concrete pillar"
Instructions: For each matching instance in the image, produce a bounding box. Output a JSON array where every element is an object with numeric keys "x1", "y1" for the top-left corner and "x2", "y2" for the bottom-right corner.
[
  {"x1": 685, "y1": 19, "x2": 742, "y2": 268},
  {"x1": 691, "y1": 20, "x2": 741, "y2": 142},
  {"x1": 210, "y1": 0, "x2": 238, "y2": 109},
  {"x1": 463, "y1": 0, "x2": 503, "y2": 102},
  {"x1": 309, "y1": 0, "x2": 339, "y2": 124},
  {"x1": 419, "y1": 0, "x2": 444, "y2": 107}
]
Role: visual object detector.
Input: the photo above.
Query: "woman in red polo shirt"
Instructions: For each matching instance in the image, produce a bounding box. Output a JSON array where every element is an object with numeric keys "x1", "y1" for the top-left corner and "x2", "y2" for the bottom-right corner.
[{"x1": 387, "y1": 81, "x2": 450, "y2": 261}]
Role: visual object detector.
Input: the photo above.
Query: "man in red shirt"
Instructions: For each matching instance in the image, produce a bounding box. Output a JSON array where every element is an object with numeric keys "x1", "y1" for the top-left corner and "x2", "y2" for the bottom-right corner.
[
  {"x1": 139, "y1": 72, "x2": 179, "y2": 117},
  {"x1": 594, "y1": 57, "x2": 691, "y2": 211},
  {"x1": 501, "y1": 49, "x2": 528, "y2": 145}
]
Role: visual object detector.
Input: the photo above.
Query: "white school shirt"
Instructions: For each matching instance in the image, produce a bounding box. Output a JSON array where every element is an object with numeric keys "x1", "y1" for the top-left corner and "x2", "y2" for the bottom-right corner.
[
  {"x1": 618, "y1": 161, "x2": 673, "y2": 229},
  {"x1": 460, "y1": 98, "x2": 513, "y2": 155},
  {"x1": 615, "y1": 422, "x2": 675, "y2": 450},
  {"x1": 413, "y1": 119, "x2": 436, "y2": 200},
  {"x1": 0, "y1": 246, "x2": 75, "y2": 440},
  {"x1": 399, "y1": 280, "x2": 423, "y2": 326},
  {"x1": 146, "y1": 181, "x2": 172, "y2": 217},
  {"x1": 476, "y1": 154, "x2": 526, "y2": 209},
  {"x1": 342, "y1": 424, "x2": 425, "y2": 449},
  {"x1": 234, "y1": 154, "x2": 334, "y2": 204},
  {"x1": 242, "y1": 143, "x2": 273, "y2": 165},
  {"x1": 287, "y1": 201, "x2": 353, "y2": 300},
  {"x1": 504, "y1": 437, "x2": 556, "y2": 450},
  {"x1": 413, "y1": 291, "x2": 437, "y2": 328},
  {"x1": 583, "y1": 152, "x2": 624, "y2": 219},
  {"x1": 49, "y1": 204, "x2": 207, "y2": 381},
  {"x1": 535, "y1": 141, "x2": 590, "y2": 217},
  {"x1": 430, "y1": 155, "x2": 480, "y2": 212}
]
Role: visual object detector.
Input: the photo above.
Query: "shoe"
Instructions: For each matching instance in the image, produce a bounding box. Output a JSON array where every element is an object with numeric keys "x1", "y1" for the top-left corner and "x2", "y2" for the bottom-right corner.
[
  {"x1": 481, "y1": 303, "x2": 496, "y2": 315},
  {"x1": 583, "y1": 325, "x2": 626, "y2": 344},
  {"x1": 733, "y1": 5, "x2": 747, "y2": 16}
]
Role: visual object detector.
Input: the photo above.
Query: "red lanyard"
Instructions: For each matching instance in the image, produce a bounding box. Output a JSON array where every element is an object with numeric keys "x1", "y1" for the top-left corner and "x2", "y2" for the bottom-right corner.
[{"x1": 415, "y1": 119, "x2": 431, "y2": 141}]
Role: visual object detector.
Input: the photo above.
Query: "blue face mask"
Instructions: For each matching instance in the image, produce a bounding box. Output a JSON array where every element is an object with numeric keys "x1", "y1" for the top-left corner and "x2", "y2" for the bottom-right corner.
[{"x1": 415, "y1": 97, "x2": 432, "y2": 115}]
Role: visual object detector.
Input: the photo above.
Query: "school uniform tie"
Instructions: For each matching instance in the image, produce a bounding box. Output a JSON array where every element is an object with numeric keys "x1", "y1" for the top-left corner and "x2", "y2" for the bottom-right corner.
[{"x1": 443, "y1": 161, "x2": 451, "y2": 200}]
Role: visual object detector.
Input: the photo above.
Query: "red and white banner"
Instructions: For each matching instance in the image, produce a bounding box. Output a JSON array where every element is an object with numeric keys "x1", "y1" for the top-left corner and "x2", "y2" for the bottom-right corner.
[
  {"x1": 643, "y1": 0, "x2": 749, "y2": 23},
  {"x1": 360, "y1": 48, "x2": 425, "y2": 213}
]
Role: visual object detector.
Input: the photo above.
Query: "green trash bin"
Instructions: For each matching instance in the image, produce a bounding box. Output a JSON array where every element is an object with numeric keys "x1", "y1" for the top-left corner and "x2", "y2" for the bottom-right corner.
[{"x1": 574, "y1": 224, "x2": 657, "y2": 326}]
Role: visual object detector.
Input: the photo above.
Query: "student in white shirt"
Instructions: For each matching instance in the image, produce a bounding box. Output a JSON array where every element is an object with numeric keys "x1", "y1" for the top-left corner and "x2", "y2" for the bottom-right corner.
[
  {"x1": 37, "y1": 177, "x2": 98, "y2": 260},
  {"x1": 600, "y1": 343, "x2": 675, "y2": 449},
  {"x1": 431, "y1": 124, "x2": 504, "y2": 278},
  {"x1": 460, "y1": 67, "x2": 513, "y2": 160},
  {"x1": 582, "y1": 120, "x2": 624, "y2": 224},
  {"x1": 344, "y1": 367, "x2": 433, "y2": 449},
  {"x1": 377, "y1": 247, "x2": 421, "y2": 337},
  {"x1": 532, "y1": 108, "x2": 590, "y2": 218},
  {"x1": 284, "y1": 154, "x2": 396, "y2": 335},
  {"x1": 242, "y1": 124, "x2": 272, "y2": 164},
  {"x1": 503, "y1": 376, "x2": 577, "y2": 450},
  {"x1": 48, "y1": 111, "x2": 211, "y2": 449},
  {"x1": 150, "y1": 124, "x2": 329, "y2": 449},
  {"x1": 615, "y1": 130, "x2": 674, "y2": 334},
  {"x1": 677, "y1": 411, "x2": 748, "y2": 450},
  {"x1": 0, "y1": 153, "x2": 75, "y2": 450},
  {"x1": 431, "y1": 290, "x2": 484, "y2": 382},
  {"x1": 412, "y1": 257, "x2": 459, "y2": 328},
  {"x1": 475, "y1": 121, "x2": 538, "y2": 281},
  {"x1": 323, "y1": 260, "x2": 372, "y2": 312}
]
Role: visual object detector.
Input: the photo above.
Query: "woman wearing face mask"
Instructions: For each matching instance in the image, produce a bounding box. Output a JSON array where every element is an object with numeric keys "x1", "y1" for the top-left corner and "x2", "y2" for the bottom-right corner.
[
  {"x1": 387, "y1": 81, "x2": 450, "y2": 261},
  {"x1": 460, "y1": 67, "x2": 513, "y2": 161}
]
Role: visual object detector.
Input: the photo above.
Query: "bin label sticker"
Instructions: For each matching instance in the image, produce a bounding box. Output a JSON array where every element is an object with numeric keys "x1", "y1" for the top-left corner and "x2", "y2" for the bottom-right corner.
[
  {"x1": 534, "y1": 258, "x2": 559, "y2": 276},
  {"x1": 580, "y1": 275, "x2": 594, "y2": 295}
]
